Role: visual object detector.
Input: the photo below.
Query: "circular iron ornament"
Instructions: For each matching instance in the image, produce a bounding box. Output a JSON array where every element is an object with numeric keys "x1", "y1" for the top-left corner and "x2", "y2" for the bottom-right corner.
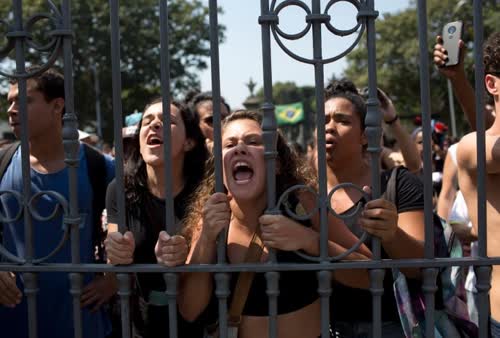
[
  {"x1": 273, "y1": 0, "x2": 312, "y2": 40},
  {"x1": 267, "y1": 0, "x2": 367, "y2": 65},
  {"x1": 0, "y1": 190, "x2": 26, "y2": 263},
  {"x1": 0, "y1": 0, "x2": 67, "y2": 79},
  {"x1": 327, "y1": 182, "x2": 369, "y2": 219},
  {"x1": 275, "y1": 184, "x2": 319, "y2": 221},
  {"x1": 28, "y1": 190, "x2": 71, "y2": 263},
  {"x1": 0, "y1": 190, "x2": 24, "y2": 223},
  {"x1": 28, "y1": 190, "x2": 69, "y2": 222},
  {"x1": 33, "y1": 228, "x2": 69, "y2": 264},
  {"x1": 0, "y1": 20, "x2": 15, "y2": 57},
  {"x1": 291, "y1": 182, "x2": 371, "y2": 262},
  {"x1": 25, "y1": 13, "x2": 60, "y2": 52},
  {"x1": 324, "y1": 0, "x2": 362, "y2": 37}
]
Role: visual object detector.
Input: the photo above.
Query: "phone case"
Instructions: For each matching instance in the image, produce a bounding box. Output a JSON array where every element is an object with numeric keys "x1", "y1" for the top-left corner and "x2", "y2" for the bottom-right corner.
[{"x1": 442, "y1": 21, "x2": 463, "y2": 67}]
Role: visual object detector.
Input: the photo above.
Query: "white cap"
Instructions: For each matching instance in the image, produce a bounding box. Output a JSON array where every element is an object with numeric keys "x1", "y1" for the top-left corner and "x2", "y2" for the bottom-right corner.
[{"x1": 78, "y1": 129, "x2": 91, "y2": 140}]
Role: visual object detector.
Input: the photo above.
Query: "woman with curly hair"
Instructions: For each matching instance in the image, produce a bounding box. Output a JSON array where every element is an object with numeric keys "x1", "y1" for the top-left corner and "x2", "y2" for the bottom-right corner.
[
  {"x1": 175, "y1": 110, "x2": 371, "y2": 338},
  {"x1": 104, "y1": 97, "x2": 209, "y2": 337}
]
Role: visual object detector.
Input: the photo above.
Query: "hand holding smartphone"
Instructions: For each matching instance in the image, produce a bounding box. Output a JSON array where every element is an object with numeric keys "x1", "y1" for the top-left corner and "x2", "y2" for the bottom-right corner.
[{"x1": 442, "y1": 21, "x2": 464, "y2": 67}]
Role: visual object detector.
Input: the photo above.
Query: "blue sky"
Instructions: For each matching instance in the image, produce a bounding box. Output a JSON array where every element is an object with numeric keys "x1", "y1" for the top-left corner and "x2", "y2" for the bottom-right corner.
[{"x1": 200, "y1": 0, "x2": 411, "y2": 108}]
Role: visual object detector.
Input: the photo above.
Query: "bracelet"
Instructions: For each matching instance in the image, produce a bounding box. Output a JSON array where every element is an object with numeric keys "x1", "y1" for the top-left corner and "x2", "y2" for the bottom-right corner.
[{"x1": 384, "y1": 115, "x2": 399, "y2": 125}]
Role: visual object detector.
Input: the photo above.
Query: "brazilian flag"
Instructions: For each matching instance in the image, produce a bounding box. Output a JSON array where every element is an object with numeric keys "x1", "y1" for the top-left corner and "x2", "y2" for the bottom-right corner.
[{"x1": 275, "y1": 102, "x2": 304, "y2": 126}]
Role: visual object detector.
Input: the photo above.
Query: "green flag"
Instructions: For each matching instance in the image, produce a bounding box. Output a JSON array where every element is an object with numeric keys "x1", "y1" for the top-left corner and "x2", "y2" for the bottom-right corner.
[{"x1": 275, "y1": 102, "x2": 304, "y2": 126}]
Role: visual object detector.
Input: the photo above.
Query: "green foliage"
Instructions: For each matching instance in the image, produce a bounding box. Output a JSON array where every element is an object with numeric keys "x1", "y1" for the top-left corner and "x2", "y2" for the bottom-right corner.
[
  {"x1": 0, "y1": 0, "x2": 224, "y2": 141},
  {"x1": 342, "y1": 0, "x2": 500, "y2": 136}
]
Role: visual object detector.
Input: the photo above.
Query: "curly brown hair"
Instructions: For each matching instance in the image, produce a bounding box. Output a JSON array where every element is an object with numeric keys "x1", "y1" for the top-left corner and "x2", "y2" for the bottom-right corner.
[
  {"x1": 182, "y1": 110, "x2": 316, "y2": 242},
  {"x1": 484, "y1": 32, "x2": 500, "y2": 75}
]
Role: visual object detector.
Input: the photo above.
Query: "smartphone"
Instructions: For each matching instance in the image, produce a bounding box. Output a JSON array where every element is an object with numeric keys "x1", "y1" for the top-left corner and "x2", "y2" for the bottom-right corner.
[{"x1": 442, "y1": 21, "x2": 463, "y2": 67}]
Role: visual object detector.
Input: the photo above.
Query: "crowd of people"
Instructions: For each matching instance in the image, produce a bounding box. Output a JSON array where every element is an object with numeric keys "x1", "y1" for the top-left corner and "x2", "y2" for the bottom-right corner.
[{"x1": 0, "y1": 29, "x2": 499, "y2": 338}]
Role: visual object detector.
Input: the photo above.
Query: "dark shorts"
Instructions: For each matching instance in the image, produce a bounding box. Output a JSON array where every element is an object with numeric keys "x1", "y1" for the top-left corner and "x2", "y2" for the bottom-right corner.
[{"x1": 492, "y1": 317, "x2": 500, "y2": 338}]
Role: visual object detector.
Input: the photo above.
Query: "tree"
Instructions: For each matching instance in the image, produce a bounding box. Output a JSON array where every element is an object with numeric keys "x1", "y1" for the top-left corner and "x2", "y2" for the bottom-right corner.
[
  {"x1": 256, "y1": 81, "x2": 317, "y2": 147},
  {"x1": 0, "y1": 0, "x2": 225, "y2": 141},
  {"x1": 342, "y1": 0, "x2": 500, "y2": 136}
]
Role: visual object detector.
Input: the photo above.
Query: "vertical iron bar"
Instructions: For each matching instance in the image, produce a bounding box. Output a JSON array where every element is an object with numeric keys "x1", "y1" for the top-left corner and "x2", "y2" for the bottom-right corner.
[
  {"x1": 158, "y1": 1, "x2": 178, "y2": 337},
  {"x1": 417, "y1": 0, "x2": 435, "y2": 261},
  {"x1": 363, "y1": 0, "x2": 382, "y2": 337},
  {"x1": 318, "y1": 271, "x2": 332, "y2": 338},
  {"x1": 417, "y1": 1, "x2": 436, "y2": 337},
  {"x1": 117, "y1": 274, "x2": 132, "y2": 338},
  {"x1": 12, "y1": 1, "x2": 37, "y2": 337},
  {"x1": 109, "y1": 1, "x2": 131, "y2": 337},
  {"x1": 61, "y1": 1, "x2": 84, "y2": 337},
  {"x1": 309, "y1": 1, "x2": 330, "y2": 336},
  {"x1": 208, "y1": 1, "x2": 230, "y2": 336},
  {"x1": 259, "y1": 1, "x2": 279, "y2": 337},
  {"x1": 472, "y1": 2, "x2": 489, "y2": 337}
]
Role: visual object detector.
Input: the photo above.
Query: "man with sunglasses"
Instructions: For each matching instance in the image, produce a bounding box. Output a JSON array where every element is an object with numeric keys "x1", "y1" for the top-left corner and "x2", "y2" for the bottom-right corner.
[{"x1": 455, "y1": 32, "x2": 500, "y2": 337}]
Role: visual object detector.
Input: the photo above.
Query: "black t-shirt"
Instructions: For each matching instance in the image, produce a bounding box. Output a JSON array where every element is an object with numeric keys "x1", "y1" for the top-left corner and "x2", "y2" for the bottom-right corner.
[
  {"x1": 106, "y1": 179, "x2": 203, "y2": 337},
  {"x1": 331, "y1": 167, "x2": 424, "y2": 323}
]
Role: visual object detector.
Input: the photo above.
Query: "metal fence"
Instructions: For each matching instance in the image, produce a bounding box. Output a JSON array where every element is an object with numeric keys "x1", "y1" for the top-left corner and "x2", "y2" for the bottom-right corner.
[{"x1": 0, "y1": 0, "x2": 497, "y2": 337}]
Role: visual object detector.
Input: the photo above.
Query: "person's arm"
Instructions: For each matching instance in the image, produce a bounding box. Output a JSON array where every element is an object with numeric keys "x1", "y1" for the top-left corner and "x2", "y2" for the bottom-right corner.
[
  {"x1": 178, "y1": 192, "x2": 230, "y2": 322},
  {"x1": 379, "y1": 89, "x2": 422, "y2": 173},
  {"x1": 437, "y1": 149, "x2": 458, "y2": 219},
  {"x1": 433, "y1": 36, "x2": 495, "y2": 130},
  {"x1": 259, "y1": 191, "x2": 374, "y2": 289}
]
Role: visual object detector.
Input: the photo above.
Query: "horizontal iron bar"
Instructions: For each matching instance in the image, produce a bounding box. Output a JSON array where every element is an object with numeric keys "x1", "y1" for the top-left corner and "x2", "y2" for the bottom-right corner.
[{"x1": 1, "y1": 257, "x2": 499, "y2": 273}]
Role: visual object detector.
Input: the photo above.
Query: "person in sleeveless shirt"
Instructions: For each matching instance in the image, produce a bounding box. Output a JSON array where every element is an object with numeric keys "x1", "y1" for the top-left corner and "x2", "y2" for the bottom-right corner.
[{"x1": 177, "y1": 110, "x2": 374, "y2": 338}]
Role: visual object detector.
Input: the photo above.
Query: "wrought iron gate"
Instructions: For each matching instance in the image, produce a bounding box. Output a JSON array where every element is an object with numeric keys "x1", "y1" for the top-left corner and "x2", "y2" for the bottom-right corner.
[{"x1": 0, "y1": 1, "x2": 496, "y2": 337}]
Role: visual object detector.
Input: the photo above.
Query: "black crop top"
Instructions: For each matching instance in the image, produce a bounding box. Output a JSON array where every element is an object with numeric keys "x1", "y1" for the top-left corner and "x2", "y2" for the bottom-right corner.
[
  {"x1": 232, "y1": 246, "x2": 319, "y2": 316},
  {"x1": 205, "y1": 198, "x2": 319, "y2": 319}
]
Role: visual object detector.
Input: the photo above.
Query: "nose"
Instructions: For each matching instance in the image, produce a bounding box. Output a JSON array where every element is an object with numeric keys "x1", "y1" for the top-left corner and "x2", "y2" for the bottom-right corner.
[
  {"x1": 151, "y1": 118, "x2": 162, "y2": 130},
  {"x1": 7, "y1": 101, "x2": 17, "y2": 116},
  {"x1": 325, "y1": 118, "x2": 336, "y2": 135},
  {"x1": 233, "y1": 141, "x2": 248, "y2": 155}
]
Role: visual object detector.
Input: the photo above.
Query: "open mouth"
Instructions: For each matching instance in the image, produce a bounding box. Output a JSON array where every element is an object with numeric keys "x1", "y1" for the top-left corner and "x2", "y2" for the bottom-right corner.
[
  {"x1": 232, "y1": 161, "x2": 254, "y2": 184},
  {"x1": 325, "y1": 137, "x2": 336, "y2": 149},
  {"x1": 147, "y1": 135, "x2": 163, "y2": 146}
]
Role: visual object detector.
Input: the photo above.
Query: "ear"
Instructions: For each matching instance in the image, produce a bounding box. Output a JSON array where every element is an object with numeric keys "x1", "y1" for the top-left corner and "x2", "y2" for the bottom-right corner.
[
  {"x1": 184, "y1": 139, "x2": 195, "y2": 152},
  {"x1": 53, "y1": 97, "x2": 65, "y2": 116},
  {"x1": 485, "y1": 74, "x2": 499, "y2": 97}
]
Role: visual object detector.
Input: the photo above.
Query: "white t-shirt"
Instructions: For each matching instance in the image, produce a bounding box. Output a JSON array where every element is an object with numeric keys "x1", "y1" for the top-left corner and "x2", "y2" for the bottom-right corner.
[{"x1": 449, "y1": 191, "x2": 477, "y2": 292}]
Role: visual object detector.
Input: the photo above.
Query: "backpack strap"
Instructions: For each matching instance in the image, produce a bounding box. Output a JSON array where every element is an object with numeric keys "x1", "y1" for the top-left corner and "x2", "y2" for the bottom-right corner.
[
  {"x1": 0, "y1": 141, "x2": 20, "y2": 243},
  {"x1": 83, "y1": 144, "x2": 107, "y2": 262},
  {"x1": 0, "y1": 141, "x2": 20, "y2": 180},
  {"x1": 383, "y1": 165, "x2": 400, "y2": 205}
]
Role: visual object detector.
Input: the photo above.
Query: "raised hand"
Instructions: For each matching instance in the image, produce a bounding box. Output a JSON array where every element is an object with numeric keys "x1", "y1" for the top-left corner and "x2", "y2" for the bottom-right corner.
[
  {"x1": 104, "y1": 231, "x2": 135, "y2": 265},
  {"x1": 0, "y1": 271, "x2": 22, "y2": 308},
  {"x1": 433, "y1": 35, "x2": 466, "y2": 79},
  {"x1": 201, "y1": 192, "x2": 231, "y2": 241},
  {"x1": 358, "y1": 186, "x2": 399, "y2": 243},
  {"x1": 155, "y1": 231, "x2": 189, "y2": 267},
  {"x1": 260, "y1": 214, "x2": 318, "y2": 252},
  {"x1": 80, "y1": 274, "x2": 118, "y2": 312}
]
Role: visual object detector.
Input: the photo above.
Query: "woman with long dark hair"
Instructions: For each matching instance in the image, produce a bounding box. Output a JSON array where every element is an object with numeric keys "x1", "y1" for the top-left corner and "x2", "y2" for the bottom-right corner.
[{"x1": 104, "y1": 97, "x2": 209, "y2": 337}]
